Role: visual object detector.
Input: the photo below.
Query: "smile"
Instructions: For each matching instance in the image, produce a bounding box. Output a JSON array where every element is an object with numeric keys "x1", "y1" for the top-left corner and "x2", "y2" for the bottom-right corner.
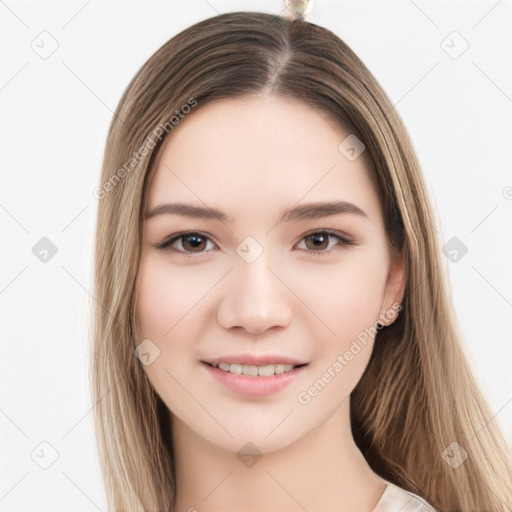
[
  {"x1": 205, "y1": 361, "x2": 306, "y2": 377},
  {"x1": 202, "y1": 362, "x2": 308, "y2": 396}
]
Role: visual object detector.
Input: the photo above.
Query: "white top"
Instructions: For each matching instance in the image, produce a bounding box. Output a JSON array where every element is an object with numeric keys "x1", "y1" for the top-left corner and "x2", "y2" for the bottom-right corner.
[{"x1": 370, "y1": 481, "x2": 436, "y2": 512}]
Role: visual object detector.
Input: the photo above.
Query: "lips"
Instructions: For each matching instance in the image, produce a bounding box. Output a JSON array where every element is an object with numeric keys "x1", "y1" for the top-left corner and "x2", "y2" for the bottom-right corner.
[
  {"x1": 203, "y1": 354, "x2": 308, "y2": 367},
  {"x1": 202, "y1": 359, "x2": 308, "y2": 396}
]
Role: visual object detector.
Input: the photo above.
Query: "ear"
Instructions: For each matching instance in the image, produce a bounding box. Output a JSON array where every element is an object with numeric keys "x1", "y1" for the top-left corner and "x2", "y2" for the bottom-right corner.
[{"x1": 378, "y1": 251, "x2": 405, "y2": 327}]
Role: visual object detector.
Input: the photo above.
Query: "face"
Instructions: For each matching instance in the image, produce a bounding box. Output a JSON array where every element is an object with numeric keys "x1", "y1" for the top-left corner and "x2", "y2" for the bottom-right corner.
[{"x1": 134, "y1": 94, "x2": 404, "y2": 454}]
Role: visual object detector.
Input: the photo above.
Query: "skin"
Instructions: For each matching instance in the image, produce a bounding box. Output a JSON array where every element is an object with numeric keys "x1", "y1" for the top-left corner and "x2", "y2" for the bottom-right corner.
[{"x1": 134, "y1": 94, "x2": 405, "y2": 511}]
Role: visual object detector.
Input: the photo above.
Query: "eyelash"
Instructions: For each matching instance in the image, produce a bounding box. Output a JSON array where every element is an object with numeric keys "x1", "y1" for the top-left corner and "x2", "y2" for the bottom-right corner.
[{"x1": 152, "y1": 229, "x2": 357, "y2": 258}]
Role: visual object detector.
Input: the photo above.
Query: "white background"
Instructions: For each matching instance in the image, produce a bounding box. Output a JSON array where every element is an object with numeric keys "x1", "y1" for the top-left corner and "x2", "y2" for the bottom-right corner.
[{"x1": 1, "y1": 0, "x2": 511, "y2": 510}]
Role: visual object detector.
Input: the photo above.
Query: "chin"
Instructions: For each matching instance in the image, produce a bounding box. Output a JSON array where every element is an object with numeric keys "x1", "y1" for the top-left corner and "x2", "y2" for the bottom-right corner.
[{"x1": 210, "y1": 428, "x2": 303, "y2": 457}]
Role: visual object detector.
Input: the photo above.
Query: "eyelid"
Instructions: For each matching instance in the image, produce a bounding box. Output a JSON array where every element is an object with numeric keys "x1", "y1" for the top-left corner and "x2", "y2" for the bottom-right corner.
[
  {"x1": 296, "y1": 228, "x2": 357, "y2": 256},
  {"x1": 153, "y1": 230, "x2": 218, "y2": 254},
  {"x1": 153, "y1": 229, "x2": 357, "y2": 256}
]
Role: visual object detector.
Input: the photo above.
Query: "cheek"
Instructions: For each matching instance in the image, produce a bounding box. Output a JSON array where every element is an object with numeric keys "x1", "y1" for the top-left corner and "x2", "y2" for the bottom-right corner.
[
  {"x1": 135, "y1": 267, "x2": 169, "y2": 341},
  {"x1": 293, "y1": 252, "x2": 387, "y2": 340},
  {"x1": 134, "y1": 257, "x2": 205, "y2": 411},
  {"x1": 135, "y1": 255, "x2": 206, "y2": 339},
  {"x1": 291, "y1": 252, "x2": 387, "y2": 395}
]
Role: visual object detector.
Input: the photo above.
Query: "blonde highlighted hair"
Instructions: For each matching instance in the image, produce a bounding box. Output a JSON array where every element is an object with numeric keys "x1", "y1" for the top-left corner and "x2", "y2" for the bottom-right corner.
[{"x1": 90, "y1": 11, "x2": 512, "y2": 511}]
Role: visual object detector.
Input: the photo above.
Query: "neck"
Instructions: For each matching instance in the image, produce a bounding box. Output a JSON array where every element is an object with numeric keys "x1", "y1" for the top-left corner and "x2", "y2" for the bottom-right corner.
[{"x1": 172, "y1": 399, "x2": 387, "y2": 512}]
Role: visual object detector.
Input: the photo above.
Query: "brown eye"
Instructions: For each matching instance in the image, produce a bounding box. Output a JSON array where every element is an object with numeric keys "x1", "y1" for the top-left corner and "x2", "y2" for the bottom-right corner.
[
  {"x1": 297, "y1": 230, "x2": 355, "y2": 256},
  {"x1": 304, "y1": 233, "x2": 330, "y2": 251},
  {"x1": 153, "y1": 232, "x2": 216, "y2": 255},
  {"x1": 181, "y1": 234, "x2": 207, "y2": 252}
]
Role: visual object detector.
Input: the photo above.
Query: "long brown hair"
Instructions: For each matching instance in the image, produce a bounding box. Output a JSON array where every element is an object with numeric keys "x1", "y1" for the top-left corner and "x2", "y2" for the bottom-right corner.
[{"x1": 90, "y1": 11, "x2": 512, "y2": 511}]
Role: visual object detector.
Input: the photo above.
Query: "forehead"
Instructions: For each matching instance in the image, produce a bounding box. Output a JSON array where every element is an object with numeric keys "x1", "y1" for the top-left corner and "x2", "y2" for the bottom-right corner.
[{"x1": 147, "y1": 95, "x2": 382, "y2": 226}]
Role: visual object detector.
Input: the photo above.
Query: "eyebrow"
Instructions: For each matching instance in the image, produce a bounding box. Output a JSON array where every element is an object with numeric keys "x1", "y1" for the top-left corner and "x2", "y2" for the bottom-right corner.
[{"x1": 145, "y1": 200, "x2": 369, "y2": 224}]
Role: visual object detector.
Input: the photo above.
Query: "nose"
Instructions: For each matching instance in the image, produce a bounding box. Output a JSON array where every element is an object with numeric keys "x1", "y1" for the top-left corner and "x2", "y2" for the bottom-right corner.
[{"x1": 217, "y1": 253, "x2": 293, "y2": 334}]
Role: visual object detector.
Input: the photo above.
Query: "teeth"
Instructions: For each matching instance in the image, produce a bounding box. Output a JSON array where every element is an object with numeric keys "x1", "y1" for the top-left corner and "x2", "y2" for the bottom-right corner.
[{"x1": 215, "y1": 362, "x2": 295, "y2": 377}]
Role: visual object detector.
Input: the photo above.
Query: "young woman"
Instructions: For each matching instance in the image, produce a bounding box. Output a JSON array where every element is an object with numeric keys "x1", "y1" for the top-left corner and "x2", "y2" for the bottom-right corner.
[{"x1": 90, "y1": 11, "x2": 512, "y2": 512}]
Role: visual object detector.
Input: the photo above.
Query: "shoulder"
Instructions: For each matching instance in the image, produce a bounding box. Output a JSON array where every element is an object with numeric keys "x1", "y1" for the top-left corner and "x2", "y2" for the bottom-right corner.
[{"x1": 371, "y1": 481, "x2": 437, "y2": 512}]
